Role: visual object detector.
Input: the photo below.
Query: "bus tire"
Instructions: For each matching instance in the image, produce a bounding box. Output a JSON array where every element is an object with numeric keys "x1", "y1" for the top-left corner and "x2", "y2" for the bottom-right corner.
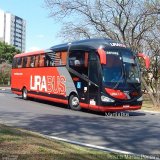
[
  {"x1": 22, "y1": 88, "x2": 28, "y2": 100},
  {"x1": 69, "y1": 94, "x2": 81, "y2": 111}
]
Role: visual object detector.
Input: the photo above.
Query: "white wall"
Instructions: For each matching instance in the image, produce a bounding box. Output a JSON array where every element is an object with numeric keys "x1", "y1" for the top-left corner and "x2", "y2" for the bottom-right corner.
[
  {"x1": 4, "y1": 13, "x2": 11, "y2": 44},
  {"x1": 0, "y1": 10, "x2": 5, "y2": 41}
]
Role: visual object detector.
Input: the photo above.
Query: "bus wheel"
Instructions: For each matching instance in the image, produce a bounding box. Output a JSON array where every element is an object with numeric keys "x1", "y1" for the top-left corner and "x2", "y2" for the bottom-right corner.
[
  {"x1": 22, "y1": 88, "x2": 28, "y2": 100},
  {"x1": 69, "y1": 94, "x2": 81, "y2": 111}
]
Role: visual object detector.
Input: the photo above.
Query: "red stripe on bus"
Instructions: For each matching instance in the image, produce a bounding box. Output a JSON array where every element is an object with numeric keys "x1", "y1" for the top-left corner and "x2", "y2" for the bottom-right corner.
[
  {"x1": 12, "y1": 91, "x2": 21, "y2": 96},
  {"x1": 80, "y1": 102, "x2": 141, "y2": 112},
  {"x1": 28, "y1": 93, "x2": 68, "y2": 105},
  {"x1": 89, "y1": 105, "x2": 141, "y2": 112},
  {"x1": 80, "y1": 103, "x2": 88, "y2": 109}
]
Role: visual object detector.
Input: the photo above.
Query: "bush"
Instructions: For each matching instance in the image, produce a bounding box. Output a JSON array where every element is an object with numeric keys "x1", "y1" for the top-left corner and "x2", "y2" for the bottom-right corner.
[{"x1": 0, "y1": 63, "x2": 11, "y2": 85}]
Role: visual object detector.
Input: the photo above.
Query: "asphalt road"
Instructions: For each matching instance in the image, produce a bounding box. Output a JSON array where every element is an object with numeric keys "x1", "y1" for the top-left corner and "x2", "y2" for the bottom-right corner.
[{"x1": 0, "y1": 89, "x2": 160, "y2": 155}]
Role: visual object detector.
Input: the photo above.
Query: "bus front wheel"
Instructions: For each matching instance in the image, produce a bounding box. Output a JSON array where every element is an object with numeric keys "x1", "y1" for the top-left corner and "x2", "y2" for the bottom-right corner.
[
  {"x1": 22, "y1": 88, "x2": 28, "y2": 100},
  {"x1": 69, "y1": 94, "x2": 81, "y2": 111}
]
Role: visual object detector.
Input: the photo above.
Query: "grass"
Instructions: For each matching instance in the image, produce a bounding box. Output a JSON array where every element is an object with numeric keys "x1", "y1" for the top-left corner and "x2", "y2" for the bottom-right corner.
[
  {"x1": 0, "y1": 124, "x2": 141, "y2": 160},
  {"x1": 142, "y1": 94, "x2": 160, "y2": 112},
  {"x1": 142, "y1": 100, "x2": 154, "y2": 111}
]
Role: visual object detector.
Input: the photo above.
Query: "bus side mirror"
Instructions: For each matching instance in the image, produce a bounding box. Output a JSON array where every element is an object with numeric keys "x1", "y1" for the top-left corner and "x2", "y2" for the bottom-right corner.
[
  {"x1": 137, "y1": 53, "x2": 150, "y2": 70},
  {"x1": 97, "y1": 48, "x2": 106, "y2": 64}
]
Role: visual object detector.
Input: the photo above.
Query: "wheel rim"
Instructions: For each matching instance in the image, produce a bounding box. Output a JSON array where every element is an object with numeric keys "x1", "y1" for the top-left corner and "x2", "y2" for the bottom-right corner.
[{"x1": 72, "y1": 97, "x2": 79, "y2": 107}]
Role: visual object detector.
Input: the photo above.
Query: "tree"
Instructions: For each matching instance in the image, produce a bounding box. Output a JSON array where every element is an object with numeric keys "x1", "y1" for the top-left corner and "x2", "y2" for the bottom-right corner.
[
  {"x1": 0, "y1": 62, "x2": 11, "y2": 85},
  {"x1": 0, "y1": 42, "x2": 20, "y2": 86},
  {"x1": 143, "y1": 24, "x2": 160, "y2": 107},
  {"x1": 0, "y1": 41, "x2": 20, "y2": 64},
  {"x1": 45, "y1": 0, "x2": 160, "y2": 107},
  {"x1": 45, "y1": 0, "x2": 158, "y2": 51}
]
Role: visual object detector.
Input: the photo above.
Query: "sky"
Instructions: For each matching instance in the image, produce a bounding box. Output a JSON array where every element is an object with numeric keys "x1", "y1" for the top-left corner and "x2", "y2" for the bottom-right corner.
[{"x1": 0, "y1": 0, "x2": 62, "y2": 51}]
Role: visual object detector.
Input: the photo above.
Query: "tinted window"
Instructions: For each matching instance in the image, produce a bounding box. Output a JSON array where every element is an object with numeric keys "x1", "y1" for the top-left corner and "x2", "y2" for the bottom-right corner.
[
  {"x1": 30, "y1": 56, "x2": 35, "y2": 67},
  {"x1": 45, "y1": 54, "x2": 54, "y2": 66},
  {"x1": 89, "y1": 53, "x2": 99, "y2": 84},
  {"x1": 45, "y1": 52, "x2": 67, "y2": 66},
  {"x1": 22, "y1": 57, "x2": 27, "y2": 68},
  {"x1": 39, "y1": 54, "x2": 45, "y2": 67},
  {"x1": 26, "y1": 57, "x2": 31, "y2": 67},
  {"x1": 69, "y1": 51, "x2": 88, "y2": 75},
  {"x1": 121, "y1": 51, "x2": 140, "y2": 83},
  {"x1": 12, "y1": 58, "x2": 17, "y2": 68},
  {"x1": 102, "y1": 54, "x2": 124, "y2": 83},
  {"x1": 17, "y1": 57, "x2": 22, "y2": 68},
  {"x1": 61, "y1": 52, "x2": 67, "y2": 65},
  {"x1": 35, "y1": 55, "x2": 40, "y2": 67}
]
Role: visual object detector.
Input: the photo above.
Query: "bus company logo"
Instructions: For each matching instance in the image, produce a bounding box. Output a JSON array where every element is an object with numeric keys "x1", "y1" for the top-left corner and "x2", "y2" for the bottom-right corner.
[
  {"x1": 110, "y1": 43, "x2": 126, "y2": 48},
  {"x1": 30, "y1": 75, "x2": 66, "y2": 95},
  {"x1": 110, "y1": 42, "x2": 126, "y2": 48}
]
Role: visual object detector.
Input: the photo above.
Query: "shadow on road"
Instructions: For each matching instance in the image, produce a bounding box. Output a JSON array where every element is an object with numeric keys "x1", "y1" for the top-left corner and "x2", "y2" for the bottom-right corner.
[
  {"x1": 14, "y1": 96, "x2": 146, "y2": 117},
  {"x1": 0, "y1": 109, "x2": 159, "y2": 155}
]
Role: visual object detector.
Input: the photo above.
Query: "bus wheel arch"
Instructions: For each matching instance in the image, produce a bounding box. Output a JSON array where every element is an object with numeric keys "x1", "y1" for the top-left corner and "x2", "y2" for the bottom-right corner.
[
  {"x1": 68, "y1": 92, "x2": 81, "y2": 111},
  {"x1": 22, "y1": 87, "x2": 28, "y2": 100}
]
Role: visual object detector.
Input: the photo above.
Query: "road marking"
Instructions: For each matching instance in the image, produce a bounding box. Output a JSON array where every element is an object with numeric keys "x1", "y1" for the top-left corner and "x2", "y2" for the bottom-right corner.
[{"x1": 44, "y1": 135, "x2": 159, "y2": 160}]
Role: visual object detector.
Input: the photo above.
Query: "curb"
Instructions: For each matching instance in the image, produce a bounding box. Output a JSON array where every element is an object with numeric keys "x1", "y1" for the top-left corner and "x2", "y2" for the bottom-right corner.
[
  {"x1": 0, "y1": 87, "x2": 10, "y2": 90},
  {"x1": 0, "y1": 88, "x2": 6, "y2": 91},
  {"x1": 45, "y1": 135, "x2": 133, "y2": 154},
  {"x1": 141, "y1": 110, "x2": 160, "y2": 114}
]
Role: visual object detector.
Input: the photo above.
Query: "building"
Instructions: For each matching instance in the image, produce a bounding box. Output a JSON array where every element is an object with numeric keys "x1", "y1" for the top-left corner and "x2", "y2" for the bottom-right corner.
[{"x1": 0, "y1": 9, "x2": 26, "y2": 52}]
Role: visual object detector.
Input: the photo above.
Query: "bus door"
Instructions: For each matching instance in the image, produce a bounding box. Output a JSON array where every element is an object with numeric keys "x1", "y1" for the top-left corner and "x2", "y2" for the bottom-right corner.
[
  {"x1": 88, "y1": 52, "x2": 100, "y2": 108},
  {"x1": 68, "y1": 50, "x2": 89, "y2": 106}
]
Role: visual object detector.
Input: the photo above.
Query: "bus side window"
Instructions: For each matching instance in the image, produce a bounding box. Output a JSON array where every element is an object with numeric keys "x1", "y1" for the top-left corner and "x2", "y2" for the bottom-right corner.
[
  {"x1": 30, "y1": 56, "x2": 35, "y2": 67},
  {"x1": 45, "y1": 54, "x2": 52, "y2": 66},
  {"x1": 12, "y1": 58, "x2": 17, "y2": 68},
  {"x1": 89, "y1": 52, "x2": 99, "y2": 84},
  {"x1": 61, "y1": 52, "x2": 67, "y2": 65},
  {"x1": 17, "y1": 57, "x2": 22, "y2": 68},
  {"x1": 35, "y1": 55, "x2": 40, "y2": 67},
  {"x1": 22, "y1": 57, "x2": 27, "y2": 68},
  {"x1": 55, "y1": 52, "x2": 61, "y2": 66},
  {"x1": 26, "y1": 57, "x2": 31, "y2": 68},
  {"x1": 39, "y1": 54, "x2": 45, "y2": 67},
  {"x1": 84, "y1": 52, "x2": 88, "y2": 68},
  {"x1": 69, "y1": 50, "x2": 88, "y2": 76}
]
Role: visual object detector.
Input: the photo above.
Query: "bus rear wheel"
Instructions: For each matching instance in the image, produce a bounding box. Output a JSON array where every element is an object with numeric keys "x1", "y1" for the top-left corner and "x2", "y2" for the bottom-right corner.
[
  {"x1": 22, "y1": 88, "x2": 28, "y2": 100},
  {"x1": 69, "y1": 94, "x2": 81, "y2": 111}
]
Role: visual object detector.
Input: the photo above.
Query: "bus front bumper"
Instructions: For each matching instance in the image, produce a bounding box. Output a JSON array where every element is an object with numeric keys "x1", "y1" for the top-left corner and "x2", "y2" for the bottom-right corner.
[{"x1": 80, "y1": 103, "x2": 141, "y2": 112}]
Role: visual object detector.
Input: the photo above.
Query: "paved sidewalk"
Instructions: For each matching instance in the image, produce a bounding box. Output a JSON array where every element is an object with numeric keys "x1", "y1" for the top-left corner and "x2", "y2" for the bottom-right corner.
[{"x1": 0, "y1": 86, "x2": 11, "y2": 90}]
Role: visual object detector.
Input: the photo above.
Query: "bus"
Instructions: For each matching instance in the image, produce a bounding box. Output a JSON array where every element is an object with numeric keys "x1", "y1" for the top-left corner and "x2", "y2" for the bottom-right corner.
[{"x1": 11, "y1": 38, "x2": 150, "y2": 112}]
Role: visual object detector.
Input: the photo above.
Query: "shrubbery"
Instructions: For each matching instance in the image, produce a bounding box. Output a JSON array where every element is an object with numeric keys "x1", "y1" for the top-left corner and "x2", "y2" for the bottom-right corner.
[{"x1": 0, "y1": 62, "x2": 11, "y2": 85}]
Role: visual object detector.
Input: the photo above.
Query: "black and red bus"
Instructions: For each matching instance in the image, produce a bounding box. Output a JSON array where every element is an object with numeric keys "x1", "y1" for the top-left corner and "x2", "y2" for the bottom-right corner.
[{"x1": 11, "y1": 38, "x2": 150, "y2": 112}]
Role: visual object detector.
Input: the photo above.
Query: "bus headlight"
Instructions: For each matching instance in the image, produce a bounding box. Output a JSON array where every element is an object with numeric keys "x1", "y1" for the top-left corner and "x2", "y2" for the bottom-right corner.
[
  {"x1": 137, "y1": 96, "x2": 143, "y2": 101},
  {"x1": 101, "y1": 95, "x2": 115, "y2": 102}
]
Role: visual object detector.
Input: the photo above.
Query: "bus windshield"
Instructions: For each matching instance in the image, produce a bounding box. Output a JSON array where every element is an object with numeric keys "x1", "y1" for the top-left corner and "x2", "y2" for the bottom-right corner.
[{"x1": 102, "y1": 49, "x2": 140, "y2": 86}]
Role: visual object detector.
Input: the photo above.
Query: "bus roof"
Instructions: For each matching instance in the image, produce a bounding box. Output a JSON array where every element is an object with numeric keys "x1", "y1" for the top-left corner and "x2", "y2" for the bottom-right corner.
[
  {"x1": 14, "y1": 38, "x2": 127, "y2": 58},
  {"x1": 14, "y1": 50, "x2": 45, "y2": 58},
  {"x1": 50, "y1": 38, "x2": 126, "y2": 51}
]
